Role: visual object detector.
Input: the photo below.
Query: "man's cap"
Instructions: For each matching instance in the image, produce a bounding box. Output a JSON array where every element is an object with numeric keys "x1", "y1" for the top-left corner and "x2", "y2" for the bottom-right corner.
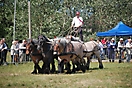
[
  {"x1": 120, "y1": 38, "x2": 123, "y2": 40},
  {"x1": 111, "y1": 38, "x2": 115, "y2": 40},
  {"x1": 76, "y1": 11, "x2": 80, "y2": 15}
]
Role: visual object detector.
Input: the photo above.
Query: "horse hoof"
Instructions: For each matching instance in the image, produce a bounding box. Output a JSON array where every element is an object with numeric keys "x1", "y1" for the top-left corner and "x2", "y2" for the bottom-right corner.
[
  {"x1": 86, "y1": 67, "x2": 89, "y2": 70},
  {"x1": 99, "y1": 65, "x2": 104, "y2": 69},
  {"x1": 31, "y1": 71, "x2": 37, "y2": 74},
  {"x1": 72, "y1": 70, "x2": 76, "y2": 73},
  {"x1": 81, "y1": 67, "x2": 86, "y2": 73},
  {"x1": 38, "y1": 71, "x2": 44, "y2": 74},
  {"x1": 44, "y1": 69, "x2": 50, "y2": 74},
  {"x1": 75, "y1": 67, "x2": 80, "y2": 71},
  {"x1": 66, "y1": 71, "x2": 72, "y2": 74}
]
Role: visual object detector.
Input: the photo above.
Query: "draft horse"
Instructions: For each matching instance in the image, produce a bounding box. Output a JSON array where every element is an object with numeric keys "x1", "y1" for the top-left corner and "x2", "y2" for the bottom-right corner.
[
  {"x1": 38, "y1": 35, "x2": 56, "y2": 74},
  {"x1": 83, "y1": 41, "x2": 104, "y2": 70},
  {"x1": 53, "y1": 38, "x2": 86, "y2": 73},
  {"x1": 26, "y1": 39, "x2": 43, "y2": 74}
]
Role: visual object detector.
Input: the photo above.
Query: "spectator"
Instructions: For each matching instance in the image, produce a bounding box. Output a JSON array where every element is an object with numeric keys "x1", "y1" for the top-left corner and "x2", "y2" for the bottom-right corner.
[
  {"x1": 19, "y1": 40, "x2": 26, "y2": 63},
  {"x1": 117, "y1": 38, "x2": 125, "y2": 63},
  {"x1": 124, "y1": 36, "x2": 131, "y2": 45},
  {"x1": 0, "y1": 39, "x2": 8, "y2": 65},
  {"x1": 106, "y1": 38, "x2": 111, "y2": 61},
  {"x1": 10, "y1": 41, "x2": 19, "y2": 64},
  {"x1": 101, "y1": 37, "x2": 107, "y2": 58},
  {"x1": 97, "y1": 39, "x2": 104, "y2": 60},
  {"x1": 109, "y1": 38, "x2": 117, "y2": 62},
  {"x1": 125, "y1": 39, "x2": 132, "y2": 62},
  {"x1": 2, "y1": 38, "x2": 8, "y2": 65}
]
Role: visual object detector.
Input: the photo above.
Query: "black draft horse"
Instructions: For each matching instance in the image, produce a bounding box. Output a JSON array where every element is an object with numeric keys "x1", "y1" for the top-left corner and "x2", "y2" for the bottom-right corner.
[{"x1": 38, "y1": 35, "x2": 56, "y2": 74}]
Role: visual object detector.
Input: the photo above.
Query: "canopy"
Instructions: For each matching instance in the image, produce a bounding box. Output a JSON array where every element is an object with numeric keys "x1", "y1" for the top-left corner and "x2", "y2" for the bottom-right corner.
[{"x1": 96, "y1": 21, "x2": 132, "y2": 36}]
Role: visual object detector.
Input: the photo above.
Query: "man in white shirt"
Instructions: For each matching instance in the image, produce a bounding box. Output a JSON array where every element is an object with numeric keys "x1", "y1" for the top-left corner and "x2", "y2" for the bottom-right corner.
[
  {"x1": 125, "y1": 39, "x2": 132, "y2": 62},
  {"x1": 117, "y1": 38, "x2": 125, "y2": 63},
  {"x1": 19, "y1": 40, "x2": 26, "y2": 63},
  {"x1": 71, "y1": 11, "x2": 84, "y2": 41},
  {"x1": 97, "y1": 39, "x2": 104, "y2": 60}
]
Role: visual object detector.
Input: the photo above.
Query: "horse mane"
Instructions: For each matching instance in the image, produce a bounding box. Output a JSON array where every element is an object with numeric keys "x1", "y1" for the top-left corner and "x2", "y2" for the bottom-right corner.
[
  {"x1": 38, "y1": 35, "x2": 51, "y2": 42},
  {"x1": 27, "y1": 39, "x2": 38, "y2": 45}
]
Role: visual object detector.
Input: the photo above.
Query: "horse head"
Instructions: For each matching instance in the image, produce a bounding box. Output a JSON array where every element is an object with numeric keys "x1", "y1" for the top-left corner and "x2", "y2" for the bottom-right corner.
[
  {"x1": 53, "y1": 39, "x2": 65, "y2": 55},
  {"x1": 26, "y1": 40, "x2": 40, "y2": 54},
  {"x1": 38, "y1": 35, "x2": 50, "y2": 46},
  {"x1": 26, "y1": 41, "x2": 34, "y2": 54},
  {"x1": 53, "y1": 38, "x2": 73, "y2": 55}
]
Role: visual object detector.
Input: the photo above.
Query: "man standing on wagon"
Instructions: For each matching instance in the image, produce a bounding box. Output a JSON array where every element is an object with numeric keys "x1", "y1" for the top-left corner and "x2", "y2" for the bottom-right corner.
[{"x1": 71, "y1": 11, "x2": 84, "y2": 41}]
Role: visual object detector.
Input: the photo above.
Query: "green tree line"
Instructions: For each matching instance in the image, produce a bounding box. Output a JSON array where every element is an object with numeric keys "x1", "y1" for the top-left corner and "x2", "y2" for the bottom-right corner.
[{"x1": 0, "y1": 0, "x2": 132, "y2": 46}]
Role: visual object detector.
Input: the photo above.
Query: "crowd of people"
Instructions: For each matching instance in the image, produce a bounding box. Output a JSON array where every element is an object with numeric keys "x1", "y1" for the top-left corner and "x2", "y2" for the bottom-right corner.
[
  {"x1": 0, "y1": 38, "x2": 30, "y2": 66},
  {"x1": 97, "y1": 37, "x2": 132, "y2": 63},
  {"x1": 10, "y1": 39, "x2": 30, "y2": 64}
]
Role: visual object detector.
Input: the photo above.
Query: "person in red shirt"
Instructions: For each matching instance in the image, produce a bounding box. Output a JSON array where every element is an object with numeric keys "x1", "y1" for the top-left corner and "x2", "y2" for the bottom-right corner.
[
  {"x1": 101, "y1": 37, "x2": 107, "y2": 45},
  {"x1": 101, "y1": 37, "x2": 107, "y2": 59}
]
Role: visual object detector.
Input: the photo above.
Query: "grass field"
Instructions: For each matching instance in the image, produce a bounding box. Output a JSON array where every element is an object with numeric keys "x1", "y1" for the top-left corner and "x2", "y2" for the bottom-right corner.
[{"x1": 0, "y1": 59, "x2": 132, "y2": 88}]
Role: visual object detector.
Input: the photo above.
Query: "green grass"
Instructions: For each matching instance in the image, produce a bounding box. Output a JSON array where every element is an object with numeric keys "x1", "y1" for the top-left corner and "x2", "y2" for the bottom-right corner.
[{"x1": 0, "y1": 61, "x2": 132, "y2": 88}]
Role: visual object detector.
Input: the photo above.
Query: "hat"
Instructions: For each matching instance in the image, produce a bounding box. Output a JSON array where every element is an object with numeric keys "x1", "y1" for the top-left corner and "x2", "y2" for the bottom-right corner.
[
  {"x1": 111, "y1": 38, "x2": 115, "y2": 40},
  {"x1": 12, "y1": 41, "x2": 15, "y2": 44},
  {"x1": 128, "y1": 39, "x2": 131, "y2": 42},
  {"x1": 23, "y1": 40, "x2": 26, "y2": 43},
  {"x1": 76, "y1": 11, "x2": 80, "y2": 15},
  {"x1": 120, "y1": 38, "x2": 123, "y2": 40}
]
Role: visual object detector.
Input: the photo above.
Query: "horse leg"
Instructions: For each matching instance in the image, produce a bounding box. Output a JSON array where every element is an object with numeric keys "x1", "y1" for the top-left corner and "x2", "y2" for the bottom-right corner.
[
  {"x1": 42, "y1": 63, "x2": 46, "y2": 73},
  {"x1": 94, "y1": 51, "x2": 104, "y2": 69},
  {"x1": 58, "y1": 60, "x2": 64, "y2": 73},
  {"x1": 80, "y1": 58, "x2": 86, "y2": 73},
  {"x1": 50, "y1": 58, "x2": 56, "y2": 74},
  {"x1": 44, "y1": 62, "x2": 50, "y2": 74},
  {"x1": 86, "y1": 57, "x2": 91, "y2": 70},
  {"x1": 37, "y1": 64, "x2": 43, "y2": 74},
  {"x1": 31, "y1": 63, "x2": 38, "y2": 74},
  {"x1": 75, "y1": 61, "x2": 81, "y2": 71},
  {"x1": 71, "y1": 61, "x2": 76, "y2": 73},
  {"x1": 51, "y1": 62, "x2": 56, "y2": 73},
  {"x1": 66, "y1": 61, "x2": 71, "y2": 74}
]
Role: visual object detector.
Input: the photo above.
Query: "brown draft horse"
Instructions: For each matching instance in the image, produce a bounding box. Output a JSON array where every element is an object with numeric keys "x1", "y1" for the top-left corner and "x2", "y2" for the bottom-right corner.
[
  {"x1": 53, "y1": 38, "x2": 86, "y2": 73},
  {"x1": 26, "y1": 40, "x2": 43, "y2": 74}
]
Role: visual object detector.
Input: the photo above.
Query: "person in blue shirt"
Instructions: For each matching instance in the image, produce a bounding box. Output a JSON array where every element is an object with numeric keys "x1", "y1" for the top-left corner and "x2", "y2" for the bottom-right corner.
[{"x1": 106, "y1": 38, "x2": 111, "y2": 62}]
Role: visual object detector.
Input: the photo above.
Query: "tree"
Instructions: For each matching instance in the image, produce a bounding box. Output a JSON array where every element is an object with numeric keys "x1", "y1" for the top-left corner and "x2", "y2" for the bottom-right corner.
[{"x1": 0, "y1": 0, "x2": 132, "y2": 46}]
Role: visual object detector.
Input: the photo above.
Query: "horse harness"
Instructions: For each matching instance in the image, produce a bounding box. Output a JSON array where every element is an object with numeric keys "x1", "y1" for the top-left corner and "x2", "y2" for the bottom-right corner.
[{"x1": 58, "y1": 40, "x2": 82, "y2": 60}]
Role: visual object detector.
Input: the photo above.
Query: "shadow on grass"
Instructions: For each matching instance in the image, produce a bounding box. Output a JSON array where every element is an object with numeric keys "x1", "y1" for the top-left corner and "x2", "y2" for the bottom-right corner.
[{"x1": 89, "y1": 67, "x2": 108, "y2": 70}]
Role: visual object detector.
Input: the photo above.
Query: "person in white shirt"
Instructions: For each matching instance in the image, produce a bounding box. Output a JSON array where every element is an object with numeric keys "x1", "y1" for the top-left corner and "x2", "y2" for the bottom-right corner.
[
  {"x1": 19, "y1": 40, "x2": 27, "y2": 63},
  {"x1": 97, "y1": 39, "x2": 104, "y2": 60},
  {"x1": 11, "y1": 41, "x2": 18, "y2": 63},
  {"x1": 71, "y1": 11, "x2": 84, "y2": 41},
  {"x1": 125, "y1": 39, "x2": 132, "y2": 62},
  {"x1": 117, "y1": 38, "x2": 125, "y2": 63}
]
